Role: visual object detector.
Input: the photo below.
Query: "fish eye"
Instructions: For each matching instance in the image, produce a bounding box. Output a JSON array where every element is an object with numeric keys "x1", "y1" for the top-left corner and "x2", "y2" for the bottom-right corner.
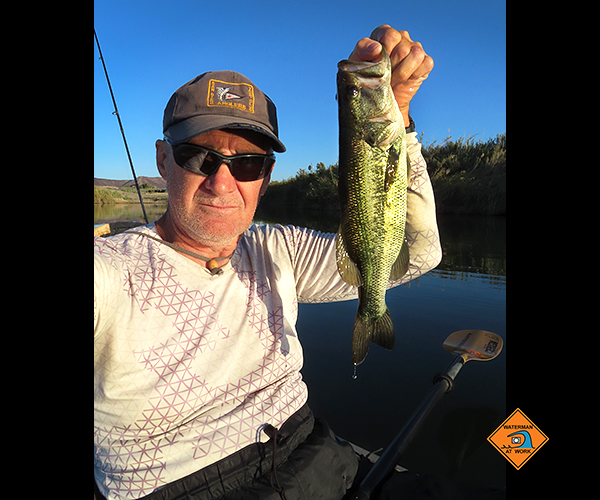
[{"x1": 347, "y1": 86, "x2": 359, "y2": 98}]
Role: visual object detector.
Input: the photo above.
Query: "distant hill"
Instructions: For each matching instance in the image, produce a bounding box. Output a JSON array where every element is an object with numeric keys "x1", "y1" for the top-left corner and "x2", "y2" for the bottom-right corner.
[{"x1": 94, "y1": 176, "x2": 167, "y2": 190}]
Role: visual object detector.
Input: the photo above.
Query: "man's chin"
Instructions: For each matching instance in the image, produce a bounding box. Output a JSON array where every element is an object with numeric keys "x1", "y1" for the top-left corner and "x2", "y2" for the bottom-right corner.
[
  {"x1": 188, "y1": 220, "x2": 250, "y2": 245},
  {"x1": 164, "y1": 204, "x2": 254, "y2": 247}
]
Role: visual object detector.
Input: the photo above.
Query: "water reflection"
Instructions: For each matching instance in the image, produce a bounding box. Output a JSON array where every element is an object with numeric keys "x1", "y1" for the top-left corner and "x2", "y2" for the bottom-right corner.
[
  {"x1": 254, "y1": 205, "x2": 340, "y2": 234},
  {"x1": 94, "y1": 203, "x2": 166, "y2": 224},
  {"x1": 437, "y1": 214, "x2": 506, "y2": 277},
  {"x1": 255, "y1": 205, "x2": 507, "y2": 278},
  {"x1": 432, "y1": 269, "x2": 506, "y2": 290}
]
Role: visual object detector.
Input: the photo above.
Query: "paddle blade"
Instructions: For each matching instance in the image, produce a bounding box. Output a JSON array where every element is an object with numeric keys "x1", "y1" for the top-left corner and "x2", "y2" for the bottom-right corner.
[{"x1": 443, "y1": 330, "x2": 503, "y2": 362}]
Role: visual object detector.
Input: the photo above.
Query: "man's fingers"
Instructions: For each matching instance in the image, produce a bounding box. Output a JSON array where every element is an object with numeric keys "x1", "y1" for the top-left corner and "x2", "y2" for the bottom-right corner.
[
  {"x1": 414, "y1": 52, "x2": 434, "y2": 79},
  {"x1": 348, "y1": 37, "x2": 382, "y2": 62},
  {"x1": 369, "y1": 26, "x2": 432, "y2": 82},
  {"x1": 393, "y1": 44, "x2": 426, "y2": 83},
  {"x1": 369, "y1": 24, "x2": 396, "y2": 45},
  {"x1": 347, "y1": 24, "x2": 433, "y2": 113},
  {"x1": 371, "y1": 26, "x2": 405, "y2": 62}
]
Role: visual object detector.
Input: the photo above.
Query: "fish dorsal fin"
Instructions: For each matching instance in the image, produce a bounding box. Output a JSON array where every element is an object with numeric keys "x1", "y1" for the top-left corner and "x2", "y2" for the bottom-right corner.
[
  {"x1": 336, "y1": 230, "x2": 363, "y2": 286},
  {"x1": 390, "y1": 237, "x2": 410, "y2": 281}
]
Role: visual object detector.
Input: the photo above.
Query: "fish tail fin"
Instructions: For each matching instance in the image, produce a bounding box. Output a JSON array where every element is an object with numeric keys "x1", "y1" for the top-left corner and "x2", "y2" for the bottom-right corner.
[
  {"x1": 351, "y1": 307, "x2": 395, "y2": 365},
  {"x1": 351, "y1": 315, "x2": 371, "y2": 365},
  {"x1": 372, "y1": 307, "x2": 395, "y2": 350}
]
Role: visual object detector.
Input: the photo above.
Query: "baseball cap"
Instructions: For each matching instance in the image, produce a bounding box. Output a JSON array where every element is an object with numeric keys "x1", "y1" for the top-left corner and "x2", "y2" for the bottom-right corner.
[{"x1": 163, "y1": 70, "x2": 286, "y2": 153}]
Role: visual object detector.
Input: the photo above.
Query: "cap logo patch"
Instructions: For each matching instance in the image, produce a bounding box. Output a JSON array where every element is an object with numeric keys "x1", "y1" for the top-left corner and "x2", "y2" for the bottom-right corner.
[{"x1": 207, "y1": 79, "x2": 255, "y2": 114}]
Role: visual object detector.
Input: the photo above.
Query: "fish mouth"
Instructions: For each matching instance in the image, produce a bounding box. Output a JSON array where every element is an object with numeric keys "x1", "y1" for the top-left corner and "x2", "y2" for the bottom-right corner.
[
  {"x1": 338, "y1": 46, "x2": 391, "y2": 77},
  {"x1": 337, "y1": 68, "x2": 386, "y2": 94},
  {"x1": 358, "y1": 75, "x2": 386, "y2": 90},
  {"x1": 337, "y1": 57, "x2": 389, "y2": 91},
  {"x1": 337, "y1": 59, "x2": 381, "y2": 73}
]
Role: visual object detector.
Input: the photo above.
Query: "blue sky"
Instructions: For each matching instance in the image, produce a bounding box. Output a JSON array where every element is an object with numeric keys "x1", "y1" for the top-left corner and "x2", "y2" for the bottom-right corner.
[{"x1": 94, "y1": 0, "x2": 505, "y2": 182}]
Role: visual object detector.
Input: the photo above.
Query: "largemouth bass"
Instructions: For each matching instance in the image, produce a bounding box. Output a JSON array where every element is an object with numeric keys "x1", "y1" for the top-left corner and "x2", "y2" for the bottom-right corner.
[{"x1": 336, "y1": 46, "x2": 410, "y2": 365}]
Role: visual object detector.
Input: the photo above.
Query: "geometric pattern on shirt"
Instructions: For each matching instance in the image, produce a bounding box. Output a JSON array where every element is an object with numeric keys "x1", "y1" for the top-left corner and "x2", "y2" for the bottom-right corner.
[{"x1": 94, "y1": 234, "x2": 305, "y2": 499}]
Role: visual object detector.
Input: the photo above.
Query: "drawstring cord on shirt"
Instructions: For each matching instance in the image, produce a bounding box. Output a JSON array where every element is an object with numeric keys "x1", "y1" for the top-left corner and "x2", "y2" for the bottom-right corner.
[
  {"x1": 264, "y1": 424, "x2": 288, "y2": 500},
  {"x1": 124, "y1": 231, "x2": 233, "y2": 275}
]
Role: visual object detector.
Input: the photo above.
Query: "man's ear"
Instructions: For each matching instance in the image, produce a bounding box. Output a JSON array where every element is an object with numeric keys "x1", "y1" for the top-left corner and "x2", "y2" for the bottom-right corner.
[{"x1": 156, "y1": 140, "x2": 169, "y2": 180}]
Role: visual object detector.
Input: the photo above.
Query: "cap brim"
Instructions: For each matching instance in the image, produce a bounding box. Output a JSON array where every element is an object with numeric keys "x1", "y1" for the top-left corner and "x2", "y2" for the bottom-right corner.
[{"x1": 165, "y1": 115, "x2": 286, "y2": 153}]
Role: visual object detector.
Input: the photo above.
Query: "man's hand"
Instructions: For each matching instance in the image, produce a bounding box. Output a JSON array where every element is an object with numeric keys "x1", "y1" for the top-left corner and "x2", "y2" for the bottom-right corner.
[{"x1": 348, "y1": 25, "x2": 434, "y2": 126}]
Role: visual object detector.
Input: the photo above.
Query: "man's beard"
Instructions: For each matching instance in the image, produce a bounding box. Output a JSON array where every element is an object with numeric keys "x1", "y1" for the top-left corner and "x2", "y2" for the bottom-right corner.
[{"x1": 168, "y1": 195, "x2": 254, "y2": 245}]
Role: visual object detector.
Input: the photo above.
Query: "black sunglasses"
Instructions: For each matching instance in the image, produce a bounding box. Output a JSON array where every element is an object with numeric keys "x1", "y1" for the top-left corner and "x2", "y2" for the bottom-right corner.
[{"x1": 167, "y1": 141, "x2": 275, "y2": 182}]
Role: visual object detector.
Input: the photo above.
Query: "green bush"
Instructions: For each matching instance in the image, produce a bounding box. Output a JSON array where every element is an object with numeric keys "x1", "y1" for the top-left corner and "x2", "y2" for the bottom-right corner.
[
  {"x1": 261, "y1": 134, "x2": 506, "y2": 216},
  {"x1": 94, "y1": 186, "x2": 117, "y2": 205}
]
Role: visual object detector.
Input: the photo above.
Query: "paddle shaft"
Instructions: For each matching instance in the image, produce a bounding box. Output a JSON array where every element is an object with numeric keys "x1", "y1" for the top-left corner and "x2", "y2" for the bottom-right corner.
[{"x1": 350, "y1": 356, "x2": 465, "y2": 500}]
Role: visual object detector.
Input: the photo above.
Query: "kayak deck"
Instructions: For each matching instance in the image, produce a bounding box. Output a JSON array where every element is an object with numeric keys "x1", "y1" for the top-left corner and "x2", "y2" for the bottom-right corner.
[{"x1": 94, "y1": 220, "x2": 145, "y2": 237}]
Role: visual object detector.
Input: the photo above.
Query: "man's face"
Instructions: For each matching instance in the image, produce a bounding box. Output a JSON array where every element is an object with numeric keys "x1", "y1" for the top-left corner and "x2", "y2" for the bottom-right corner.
[{"x1": 157, "y1": 129, "x2": 272, "y2": 246}]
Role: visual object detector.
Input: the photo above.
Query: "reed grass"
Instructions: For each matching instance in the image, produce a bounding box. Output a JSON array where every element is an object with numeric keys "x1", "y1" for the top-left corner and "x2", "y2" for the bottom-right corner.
[
  {"x1": 94, "y1": 185, "x2": 168, "y2": 205},
  {"x1": 423, "y1": 133, "x2": 506, "y2": 215},
  {"x1": 261, "y1": 134, "x2": 506, "y2": 216},
  {"x1": 94, "y1": 186, "x2": 119, "y2": 205}
]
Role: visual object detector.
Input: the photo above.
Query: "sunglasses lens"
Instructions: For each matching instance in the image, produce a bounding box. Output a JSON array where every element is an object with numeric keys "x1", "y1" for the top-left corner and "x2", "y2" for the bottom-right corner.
[
  {"x1": 201, "y1": 151, "x2": 224, "y2": 175},
  {"x1": 173, "y1": 144, "x2": 274, "y2": 181},
  {"x1": 173, "y1": 145, "x2": 212, "y2": 175},
  {"x1": 231, "y1": 157, "x2": 272, "y2": 181}
]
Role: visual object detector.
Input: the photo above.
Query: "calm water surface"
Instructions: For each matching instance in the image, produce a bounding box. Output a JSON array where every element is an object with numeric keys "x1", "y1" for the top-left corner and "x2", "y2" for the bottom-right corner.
[
  {"x1": 94, "y1": 203, "x2": 506, "y2": 489},
  {"x1": 289, "y1": 211, "x2": 506, "y2": 490}
]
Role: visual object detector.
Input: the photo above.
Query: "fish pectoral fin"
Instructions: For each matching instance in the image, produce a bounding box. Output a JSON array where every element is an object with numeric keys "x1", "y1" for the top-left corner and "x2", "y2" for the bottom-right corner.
[
  {"x1": 390, "y1": 238, "x2": 410, "y2": 281},
  {"x1": 336, "y1": 231, "x2": 363, "y2": 286}
]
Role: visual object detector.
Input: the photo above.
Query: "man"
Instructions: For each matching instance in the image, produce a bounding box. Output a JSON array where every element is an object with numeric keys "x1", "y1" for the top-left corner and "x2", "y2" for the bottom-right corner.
[{"x1": 95, "y1": 25, "x2": 441, "y2": 500}]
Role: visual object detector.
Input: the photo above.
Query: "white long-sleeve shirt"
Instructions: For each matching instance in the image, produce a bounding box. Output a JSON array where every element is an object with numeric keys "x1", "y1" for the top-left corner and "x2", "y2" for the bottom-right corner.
[{"x1": 94, "y1": 133, "x2": 442, "y2": 499}]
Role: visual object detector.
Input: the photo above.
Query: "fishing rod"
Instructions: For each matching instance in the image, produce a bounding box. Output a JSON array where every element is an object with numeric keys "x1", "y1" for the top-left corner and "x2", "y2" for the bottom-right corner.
[
  {"x1": 348, "y1": 329, "x2": 504, "y2": 500},
  {"x1": 94, "y1": 29, "x2": 148, "y2": 224}
]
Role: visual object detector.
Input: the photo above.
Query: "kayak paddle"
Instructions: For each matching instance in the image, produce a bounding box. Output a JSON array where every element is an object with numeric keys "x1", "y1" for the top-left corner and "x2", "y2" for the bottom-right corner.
[{"x1": 349, "y1": 329, "x2": 504, "y2": 500}]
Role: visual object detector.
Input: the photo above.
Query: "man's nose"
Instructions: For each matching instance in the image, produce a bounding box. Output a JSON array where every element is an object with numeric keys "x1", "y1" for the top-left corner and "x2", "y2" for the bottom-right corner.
[{"x1": 202, "y1": 162, "x2": 236, "y2": 194}]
